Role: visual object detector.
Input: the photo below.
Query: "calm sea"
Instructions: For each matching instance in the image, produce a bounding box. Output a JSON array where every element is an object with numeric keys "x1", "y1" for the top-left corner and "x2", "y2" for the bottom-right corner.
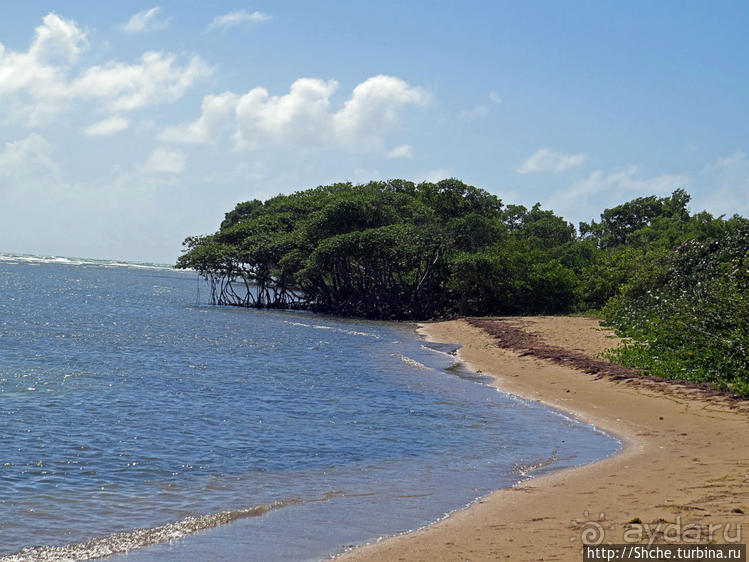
[{"x1": 0, "y1": 254, "x2": 619, "y2": 560}]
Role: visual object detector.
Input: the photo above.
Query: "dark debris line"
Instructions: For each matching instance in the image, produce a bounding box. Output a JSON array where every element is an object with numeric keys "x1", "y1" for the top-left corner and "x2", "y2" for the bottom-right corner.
[{"x1": 464, "y1": 318, "x2": 749, "y2": 410}]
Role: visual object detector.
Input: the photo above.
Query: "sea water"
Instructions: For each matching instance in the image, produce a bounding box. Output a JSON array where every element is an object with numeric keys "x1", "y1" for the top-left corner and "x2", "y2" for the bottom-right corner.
[{"x1": 0, "y1": 254, "x2": 620, "y2": 560}]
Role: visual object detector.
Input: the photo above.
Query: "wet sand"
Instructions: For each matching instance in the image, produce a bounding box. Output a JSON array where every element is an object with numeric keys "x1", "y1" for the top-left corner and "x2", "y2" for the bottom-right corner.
[{"x1": 340, "y1": 317, "x2": 749, "y2": 561}]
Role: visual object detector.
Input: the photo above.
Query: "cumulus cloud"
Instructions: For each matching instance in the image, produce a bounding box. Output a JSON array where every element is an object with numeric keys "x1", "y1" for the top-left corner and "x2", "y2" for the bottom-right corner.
[
  {"x1": 207, "y1": 10, "x2": 272, "y2": 31},
  {"x1": 518, "y1": 148, "x2": 587, "y2": 174},
  {"x1": 162, "y1": 74, "x2": 428, "y2": 152},
  {"x1": 144, "y1": 146, "x2": 186, "y2": 174},
  {"x1": 488, "y1": 90, "x2": 502, "y2": 104},
  {"x1": 69, "y1": 52, "x2": 213, "y2": 112},
  {"x1": 83, "y1": 116, "x2": 129, "y2": 136},
  {"x1": 0, "y1": 13, "x2": 87, "y2": 123},
  {"x1": 30, "y1": 12, "x2": 88, "y2": 66},
  {"x1": 0, "y1": 13, "x2": 212, "y2": 124},
  {"x1": 160, "y1": 92, "x2": 238, "y2": 143},
  {"x1": 332, "y1": 75, "x2": 429, "y2": 149},
  {"x1": 236, "y1": 78, "x2": 338, "y2": 147},
  {"x1": 123, "y1": 7, "x2": 169, "y2": 33},
  {"x1": 387, "y1": 144, "x2": 413, "y2": 159}
]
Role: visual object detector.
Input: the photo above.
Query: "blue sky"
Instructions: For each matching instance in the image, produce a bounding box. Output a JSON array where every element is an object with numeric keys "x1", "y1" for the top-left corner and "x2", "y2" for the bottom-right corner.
[{"x1": 1, "y1": 2, "x2": 747, "y2": 263}]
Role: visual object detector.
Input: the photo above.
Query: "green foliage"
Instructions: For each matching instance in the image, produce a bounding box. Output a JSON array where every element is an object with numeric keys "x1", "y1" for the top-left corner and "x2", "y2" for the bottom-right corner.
[
  {"x1": 220, "y1": 199, "x2": 264, "y2": 230},
  {"x1": 177, "y1": 178, "x2": 574, "y2": 319},
  {"x1": 578, "y1": 247, "x2": 669, "y2": 310},
  {"x1": 504, "y1": 203, "x2": 576, "y2": 246},
  {"x1": 603, "y1": 225, "x2": 749, "y2": 395},
  {"x1": 580, "y1": 188, "x2": 692, "y2": 249},
  {"x1": 178, "y1": 180, "x2": 747, "y2": 395}
]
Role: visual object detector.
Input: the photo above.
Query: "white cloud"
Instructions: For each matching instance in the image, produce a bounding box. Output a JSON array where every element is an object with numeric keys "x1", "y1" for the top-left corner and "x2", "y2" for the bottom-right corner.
[
  {"x1": 123, "y1": 7, "x2": 169, "y2": 33},
  {"x1": 518, "y1": 148, "x2": 587, "y2": 174},
  {"x1": 387, "y1": 144, "x2": 413, "y2": 159},
  {"x1": 163, "y1": 75, "x2": 428, "y2": 152},
  {"x1": 0, "y1": 13, "x2": 88, "y2": 122},
  {"x1": 83, "y1": 116, "x2": 129, "y2": 136},
  {"x1": 422, "y1": 168, "x2": 450, "y2": 183},
  {"x1": 144, "y1": 147, "x2": 186, "y2": 174},
  {"x1": 30, "y1": 12, "x2": 88, "y2": 66},
  {"x1": 458, "y1": 105, "x2": 489, "y2": 121},
  {"x1": 0, "y1": 133, "x2": 59, "y2": 181},
  {"x1": 207, "y1": 10, "x2": 272, "y2": 32},
  {"x1": 547, "y1": 165, "x2": 691, "y2": 227},
  {"x1": 569, "y1": 166, "x2": 688, "y2": 199},
  {"x1": 160, "y1": 92, "x2": 238, "y2": 143},
  {"x1": 69, "y1": 52, "x2": 213, "y2": 112},
  {"x1": 235, "y1": 78, "x2": 338, "y2": 147},
  {"x1": 332, "y1": 75, "x2": 429, "y2": 149},
  {"x1": 0, "y1": 14, "x2": 212, "y2": 124},
  {"x1": 546, "y1": 151, "x2": 748, "y2": 228},
  {"x1": 488, "y1": 90, "x2": 502, "y2": 104}
]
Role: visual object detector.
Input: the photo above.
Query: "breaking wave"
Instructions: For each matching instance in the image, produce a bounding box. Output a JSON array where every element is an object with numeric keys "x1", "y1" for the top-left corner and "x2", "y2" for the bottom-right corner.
[{"x1": 1, "y1": 492, "x2": 344, "y2": 561}]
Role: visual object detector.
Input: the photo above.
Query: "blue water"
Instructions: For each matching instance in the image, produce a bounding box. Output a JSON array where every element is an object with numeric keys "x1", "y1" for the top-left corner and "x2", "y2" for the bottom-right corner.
[{"x1": 0, "y1": 254, "x2": 620, "y2": 560}]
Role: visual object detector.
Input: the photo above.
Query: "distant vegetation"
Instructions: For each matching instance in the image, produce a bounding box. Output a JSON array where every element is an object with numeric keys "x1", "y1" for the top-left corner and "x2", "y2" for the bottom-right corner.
[{"x1": 177, "y1": 179, "x2": 748, "y2": 394}]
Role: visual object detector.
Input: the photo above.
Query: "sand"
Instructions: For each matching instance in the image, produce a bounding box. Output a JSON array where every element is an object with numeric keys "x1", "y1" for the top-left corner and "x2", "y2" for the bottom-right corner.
[{"x1": 339, "y1": 317, "x2": 749, "y2": 561}]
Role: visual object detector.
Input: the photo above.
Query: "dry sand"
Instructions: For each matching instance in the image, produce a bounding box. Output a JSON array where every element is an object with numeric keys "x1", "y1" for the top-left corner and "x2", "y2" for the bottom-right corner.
[{"x1": 339, "y1": 317, "x2": 749, "y2": 561}]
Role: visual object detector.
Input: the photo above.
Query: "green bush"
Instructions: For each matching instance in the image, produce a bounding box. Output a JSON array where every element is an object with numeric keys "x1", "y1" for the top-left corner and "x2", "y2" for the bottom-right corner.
[{"x1": 603, "y1": 226, "x2": 748, "y2": 394}]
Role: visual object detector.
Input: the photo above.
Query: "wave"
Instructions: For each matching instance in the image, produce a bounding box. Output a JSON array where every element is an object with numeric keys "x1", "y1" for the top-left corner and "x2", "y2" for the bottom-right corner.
[
  {"x1": 395, "y1": 354, "x2": 431, "y2": 370},
  {"x1": 512, "y1": 449, "x2": 559, "y2": 477},
  {"x1": 284, "y1": 320, "x2": 381, "y2": 339},
  {"x1": 0, "y1": 252, "x2": 178, "y2": 272},
  {"x1": 1, "y1": 492, "x2": 344, "y2": 561}
]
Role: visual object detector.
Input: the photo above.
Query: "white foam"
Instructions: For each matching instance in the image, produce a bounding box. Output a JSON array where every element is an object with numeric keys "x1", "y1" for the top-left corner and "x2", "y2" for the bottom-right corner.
[
  {"x1": 0, "y1": 252, "x2": 178, "y2": 272},
  {"x1": 284, "y1": 320, "x2": 380, "y2": 339},
  {"x1": 395, "y1": 354, "x2": 431, "y2": 370}
]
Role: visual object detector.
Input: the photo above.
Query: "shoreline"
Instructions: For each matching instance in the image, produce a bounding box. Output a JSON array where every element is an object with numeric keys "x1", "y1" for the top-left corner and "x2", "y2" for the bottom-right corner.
[{"x1": 339, "y1": 318, "x2": 749, "y2": 561}]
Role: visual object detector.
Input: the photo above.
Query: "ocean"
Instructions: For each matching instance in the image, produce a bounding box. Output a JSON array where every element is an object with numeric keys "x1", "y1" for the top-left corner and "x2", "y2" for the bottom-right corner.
[{"x1": 0, "y1": 254, "x2": 620, "y2": 560}]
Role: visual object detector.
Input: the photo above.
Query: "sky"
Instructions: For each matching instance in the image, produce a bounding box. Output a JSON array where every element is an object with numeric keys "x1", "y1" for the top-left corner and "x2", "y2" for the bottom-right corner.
[{"x1": 1, "y1": 1, "x2": 748, "y2": 263}]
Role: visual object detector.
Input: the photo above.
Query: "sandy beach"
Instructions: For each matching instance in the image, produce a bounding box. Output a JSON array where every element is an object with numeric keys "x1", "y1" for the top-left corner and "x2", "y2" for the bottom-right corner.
[{"x1": 340, "y1": 317, "x2": 749, "y2": 561}]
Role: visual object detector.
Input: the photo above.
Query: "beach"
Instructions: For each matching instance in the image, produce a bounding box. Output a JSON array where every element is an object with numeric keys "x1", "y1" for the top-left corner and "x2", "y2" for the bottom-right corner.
[{"x1": 341, "y1": 317, "x2": 749, "y2": 561}]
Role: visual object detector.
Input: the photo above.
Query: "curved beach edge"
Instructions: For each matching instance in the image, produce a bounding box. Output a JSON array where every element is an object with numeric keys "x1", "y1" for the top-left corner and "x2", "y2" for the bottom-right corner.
[{"x1": 336, "y1": 317, "x2": 749, "y2": 561}]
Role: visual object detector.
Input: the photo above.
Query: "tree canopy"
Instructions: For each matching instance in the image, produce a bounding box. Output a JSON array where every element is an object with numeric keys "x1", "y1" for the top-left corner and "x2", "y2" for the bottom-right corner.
[{"x1": 177, "y1": 178, "x2": 579, "y2": 318}]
